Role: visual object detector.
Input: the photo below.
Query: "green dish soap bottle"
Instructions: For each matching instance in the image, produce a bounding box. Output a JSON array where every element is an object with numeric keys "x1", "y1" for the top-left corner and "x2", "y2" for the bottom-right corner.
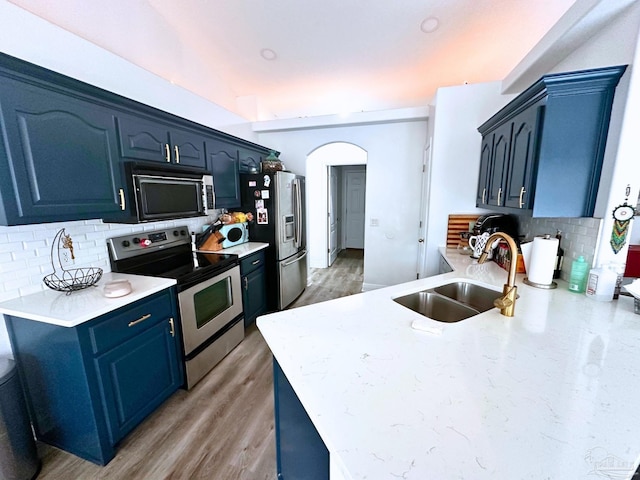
[{"x1": 568, "y1": 256, "x2": 589, "y2": 293}]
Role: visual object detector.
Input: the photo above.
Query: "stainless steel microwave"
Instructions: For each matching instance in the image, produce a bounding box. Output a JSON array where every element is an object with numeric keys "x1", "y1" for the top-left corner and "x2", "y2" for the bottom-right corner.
[{"x1": 105, "y1": 161, "x2": 214, "y2": 223}]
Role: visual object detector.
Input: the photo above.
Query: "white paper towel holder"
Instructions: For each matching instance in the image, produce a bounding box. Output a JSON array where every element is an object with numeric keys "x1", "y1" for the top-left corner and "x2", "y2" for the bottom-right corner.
[
  {"x1": 523, "y1": 277, "x2": 557, "y2": 289},
  {"x1": 521, "y1": 235, "x2": 558, "y2": 289}
]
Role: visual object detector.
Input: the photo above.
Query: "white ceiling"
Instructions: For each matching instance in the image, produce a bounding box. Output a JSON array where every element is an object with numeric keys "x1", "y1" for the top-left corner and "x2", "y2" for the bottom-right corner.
[{"x1": 9, "y1": 0, "x2": 576, "y2": 121}]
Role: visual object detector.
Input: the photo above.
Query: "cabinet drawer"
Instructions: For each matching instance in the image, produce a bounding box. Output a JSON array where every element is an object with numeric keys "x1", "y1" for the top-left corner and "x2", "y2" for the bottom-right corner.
[
  {"x1": 240, "y1": 250, "x2": 266, "y2": 275},
  {"x1": 87, "y1": 290, "x2": 173, "y2": 355}
]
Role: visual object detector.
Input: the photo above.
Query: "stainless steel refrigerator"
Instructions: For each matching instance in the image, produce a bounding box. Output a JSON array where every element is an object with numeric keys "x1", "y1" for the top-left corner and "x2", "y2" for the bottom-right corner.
[{"x1": 241, "y1": 171, "x2": 307, "y2": 310}]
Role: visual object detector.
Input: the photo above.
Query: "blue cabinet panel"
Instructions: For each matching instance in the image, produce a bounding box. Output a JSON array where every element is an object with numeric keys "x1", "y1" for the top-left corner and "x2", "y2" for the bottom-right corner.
[
  {"x1": 0, "y1": 76, "x2": 126, "y2": 225},
  {"x1": 96, "y1": 317, "x2": 181, "y2": 444},
  {"x1": 240, "y1": 251, "x2": 267, "y2": 327},
  {"x1": 476, "y1": 65, "x2": 626, "y2": 217},
  {"x1": 205, "y1": 138, "x2": 241, "y2": 208},
  {"x1": 5, "y1": 288, "x2": 183, "y2": 465},
  {"x1": 274, "y1": 359, "x2": 329, "y2": 480},
  {"x1": 116, "y1": 114, "x2": 206, "y2": 169}
]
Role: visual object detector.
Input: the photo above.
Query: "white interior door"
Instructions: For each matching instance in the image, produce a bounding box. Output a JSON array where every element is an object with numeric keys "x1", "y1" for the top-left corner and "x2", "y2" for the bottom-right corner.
[
  {"x1": 417, "y1": 140, "x2": 432, "y2": 278},
  {"x1": 327, "y1": 166, "x2": 339, "y2": 266},
  {"x1": 344, "y1": 169, "x2": 366, "y2": 249}
]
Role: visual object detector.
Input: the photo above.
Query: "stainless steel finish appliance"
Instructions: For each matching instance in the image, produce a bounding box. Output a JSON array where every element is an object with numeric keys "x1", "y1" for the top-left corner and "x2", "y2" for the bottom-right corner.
[
  {"x1": 473, "y1": 213, "x2": 519, "y2": 240},
  {"x1": 104, "y1": 161, "x2": 214, "y2": 223},
  {"x1": 107, "y1": 226, "x2": 243, "y2": 389},
  {"x1": 241, "y1": 171, "x2": 307, "y2": 310}
]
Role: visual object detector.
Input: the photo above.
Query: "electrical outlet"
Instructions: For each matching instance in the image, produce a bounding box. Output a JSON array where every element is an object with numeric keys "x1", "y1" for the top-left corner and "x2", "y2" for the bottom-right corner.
[{"x1": 60, "y1": 249, "x2": 73, "y2": 267}]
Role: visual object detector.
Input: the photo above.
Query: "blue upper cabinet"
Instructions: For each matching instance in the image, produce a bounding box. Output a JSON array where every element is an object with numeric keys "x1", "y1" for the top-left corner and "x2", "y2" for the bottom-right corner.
[
  {"x1": 205, "y1": 138, "x2": 241, "y2": 209},
  {"x1": 0, "y1": 73, "x2": 127, "y2": 225},
  {"x1": 0, "y1": 52, "x2": 276, "y2": 226},
  {"x1": 476, "y1": 65, "x2": 627, "y2": 217},
  {"x1": 116, "y1": 114, "x2": 206, "y2": 169}
]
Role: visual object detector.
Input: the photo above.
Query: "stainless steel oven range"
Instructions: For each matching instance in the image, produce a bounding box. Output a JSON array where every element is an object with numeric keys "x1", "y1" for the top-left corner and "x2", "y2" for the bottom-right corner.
[{"x1": 107, "y1": 226, "x2": 244, "y2": 389}]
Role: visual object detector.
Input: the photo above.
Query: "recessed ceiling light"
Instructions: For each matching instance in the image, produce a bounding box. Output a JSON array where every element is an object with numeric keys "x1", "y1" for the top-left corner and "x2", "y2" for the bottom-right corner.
[
  {"x1": 260, "y1": 48, "x2": 277, "y2": 61},
  {"x1": 420, "y1": 16, "x2": 440, "y2": 34}
]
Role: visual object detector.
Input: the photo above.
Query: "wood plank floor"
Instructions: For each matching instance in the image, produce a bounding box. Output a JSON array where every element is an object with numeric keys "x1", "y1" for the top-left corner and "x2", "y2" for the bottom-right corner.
[{"x1": 35, "y1": 248, "x2": 363, "y2": 480}]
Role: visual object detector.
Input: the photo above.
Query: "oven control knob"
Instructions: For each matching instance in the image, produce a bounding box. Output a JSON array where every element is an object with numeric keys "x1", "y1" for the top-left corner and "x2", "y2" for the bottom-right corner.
[
  {"x1": 173, "y1": 230, "x2": 179, "y2": 237},
  {"x1": 133, "y1": 237, "x2": 141, "y2": 244},
  {"x1": 180, "y1": 229, "x2": 187, "y2": 236},
  {"x1": 141, "y1": 238, "x2": 151, "y2": 247},
  {"x1": 121, "y1": 240, "x2": 130, "y2": 248}
]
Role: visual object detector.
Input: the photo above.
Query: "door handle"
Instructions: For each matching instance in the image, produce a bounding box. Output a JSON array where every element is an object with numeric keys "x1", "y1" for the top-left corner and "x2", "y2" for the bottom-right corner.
[
  {"x1": 174, "y1": 145, "x2": 180, "y2": 164},
  {"x1": 169, "y1": 317, "x2": 175, "y2": 337},
  {"x1": 165, "y1": 144, "x2": 171, "y2": 162}
]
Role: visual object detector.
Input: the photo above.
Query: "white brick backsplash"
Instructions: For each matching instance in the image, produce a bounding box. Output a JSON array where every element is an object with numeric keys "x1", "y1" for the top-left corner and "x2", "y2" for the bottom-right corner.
[
  {"x1": 0, "y1": 214, "x2": 221, "y2": 302},
  {"x1": 517, "y1": 217, "x2": 601, "y2": 280}
]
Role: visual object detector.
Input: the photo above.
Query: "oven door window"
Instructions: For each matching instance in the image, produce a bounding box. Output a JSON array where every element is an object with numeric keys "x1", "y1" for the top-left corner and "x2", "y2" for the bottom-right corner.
[{"x1": 193, "y1": 277, "x2": 233, "y2": 329}]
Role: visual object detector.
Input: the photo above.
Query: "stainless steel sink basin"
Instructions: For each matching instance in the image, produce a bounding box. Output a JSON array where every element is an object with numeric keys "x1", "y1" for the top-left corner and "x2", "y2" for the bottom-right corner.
[
  {"x1": 432, "y1": 281, "x2": 501, "y2": 312},
  {"x1": 393, "y1": 282, "x2": 502, "y2": 323}
]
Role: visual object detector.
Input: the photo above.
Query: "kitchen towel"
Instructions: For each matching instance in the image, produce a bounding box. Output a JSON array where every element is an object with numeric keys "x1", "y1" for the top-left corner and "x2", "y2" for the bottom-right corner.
[{"x1": 522, "y1": 236, "x2": 558, "y2": 285}]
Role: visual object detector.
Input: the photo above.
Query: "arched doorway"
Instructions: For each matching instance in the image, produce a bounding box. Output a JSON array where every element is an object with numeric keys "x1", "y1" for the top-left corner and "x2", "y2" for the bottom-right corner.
[{"x1": 306, "y1": 142, "x2": 367, "y2": 269}]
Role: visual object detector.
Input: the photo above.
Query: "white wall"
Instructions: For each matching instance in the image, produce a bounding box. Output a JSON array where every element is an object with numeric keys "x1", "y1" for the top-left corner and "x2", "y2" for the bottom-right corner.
[
  {"x1": 424, "y1": 82, "x2": 516, "y2": 276},
  {"x1": 257, "y1": 120, "x2": 428, "y2": 289}
]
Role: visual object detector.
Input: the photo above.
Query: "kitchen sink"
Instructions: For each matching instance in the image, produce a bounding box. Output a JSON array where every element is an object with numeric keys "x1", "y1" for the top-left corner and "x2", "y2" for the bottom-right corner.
[
  {"x1": 432, "y1": 281, "x2": 501, "y2": 312},
  {"x1": 393, "y1": 282, "x2": 502, "y2": 323}
]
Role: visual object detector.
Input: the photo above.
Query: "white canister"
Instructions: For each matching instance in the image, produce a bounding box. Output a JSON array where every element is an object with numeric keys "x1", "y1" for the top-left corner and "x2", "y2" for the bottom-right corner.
[{"x1": 585, "y1": 266, "x2": 617, "y2": 301}]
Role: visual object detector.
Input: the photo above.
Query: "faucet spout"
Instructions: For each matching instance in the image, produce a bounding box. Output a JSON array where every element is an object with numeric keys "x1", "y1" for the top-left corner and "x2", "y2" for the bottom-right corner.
[{"x1": 477, "y1": 232, "x2": 518, "y2": 317}]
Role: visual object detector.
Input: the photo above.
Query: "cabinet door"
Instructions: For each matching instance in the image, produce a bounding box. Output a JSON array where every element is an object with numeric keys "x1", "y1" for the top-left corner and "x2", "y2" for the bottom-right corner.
[
  {"x1": 238, "y1": 147, "x2": 263, "y2": 173},
  {"x1": 243, "y1": 265, "x2": 267, "y2": 327},
  {"x1": 205, "y1": 139, "x2": 241, "y2": 208},
  {"x1": 476, "y1": 134, "x2": 493, "y2": 207},
  {"x1": 95, "y1": 316, "x2": 182, "y2": 444},
  {"x1": 169, "y1": 127, "x2": 206, "y2": 169},
  {"x1": 486, "y1": 123, "x2": 512, "y2": 207},
  {"x1": 0, "y1": 77, "x2": 126, "y2": 225},
  {"x1": 116, "y1": 114, "x2": 170, "y2": 162},
  {"x1": 504, "y1": 106, "x2": 541, "y2": 209}
]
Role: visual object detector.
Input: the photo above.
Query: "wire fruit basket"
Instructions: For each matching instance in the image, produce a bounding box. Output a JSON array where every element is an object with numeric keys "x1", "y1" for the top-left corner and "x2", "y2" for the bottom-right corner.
[{"x1": 43, "y1": 229, "x2": 103, "y2": 294}]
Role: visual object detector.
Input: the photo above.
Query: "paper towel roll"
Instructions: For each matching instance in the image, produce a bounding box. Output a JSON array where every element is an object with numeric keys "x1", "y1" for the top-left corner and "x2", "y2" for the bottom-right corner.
[{"x1": 526, "y1": 236, "x2": 558, "y2": 285}]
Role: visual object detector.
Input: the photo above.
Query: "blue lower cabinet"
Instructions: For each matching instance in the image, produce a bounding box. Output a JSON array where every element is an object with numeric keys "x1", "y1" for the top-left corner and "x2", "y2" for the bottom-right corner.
[
  {"x1": 240, "y1": 251, "x2": 268, "y2": 328},
  {"x1": 5, "y1": 288, "x2": 183, "y2": 465},
  {"x1": 274, "y1": 359, "x2": 329, "y2": 480}
]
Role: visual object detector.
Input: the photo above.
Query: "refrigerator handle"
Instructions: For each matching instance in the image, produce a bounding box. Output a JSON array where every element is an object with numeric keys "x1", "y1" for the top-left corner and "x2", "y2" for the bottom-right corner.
[
  {"x1": 282, "y1": 250, "x2": 308, "y2": 267},
  {"x1": 293, "y1": 178, "x2": 302, "y2": 249}
]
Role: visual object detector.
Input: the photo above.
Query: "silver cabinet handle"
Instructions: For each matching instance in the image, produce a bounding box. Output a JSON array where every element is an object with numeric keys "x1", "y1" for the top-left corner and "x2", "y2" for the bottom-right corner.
[
  {"x1": 169, "y1": 317, "x2": 175, "y2": 337},
  {"x1": 128, "y1": 313, "x2": 151, "y2": 327},
  {"x1": 482, "y1": 188, "x2": 486, "y2": 204},
  {"x1": 118, "y1": 188, "x2": 126, "y2": 210},
  {"x1": 244, "y1": 277, "x2": 248, "y2": 290},
  {"x1": 519, "y1": 187, "x2": 526, "y2": 208},
  {"x1": 174, "y1": 145, "x2": 180, "y2": 164},
  {"x1": 252, "y1": 259, "x2": 260, "y2": 265},
  {"x1": 165, "y1": 144, "x2": 171, "y2": 162},
  {"x1": 497, "y1": 187, "x2": 502, "y2": 206}
]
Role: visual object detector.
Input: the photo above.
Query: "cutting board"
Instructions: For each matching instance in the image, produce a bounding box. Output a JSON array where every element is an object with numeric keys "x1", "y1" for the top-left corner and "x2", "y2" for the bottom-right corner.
[{"x1": 446, "y1": 214, "x2": 481, "y2": 248}]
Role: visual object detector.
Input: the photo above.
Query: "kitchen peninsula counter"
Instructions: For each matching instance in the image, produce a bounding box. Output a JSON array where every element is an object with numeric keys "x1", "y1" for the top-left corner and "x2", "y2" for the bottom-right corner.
[{"x1": 257, "y1": 248, "x2": 640, "y2": 479}]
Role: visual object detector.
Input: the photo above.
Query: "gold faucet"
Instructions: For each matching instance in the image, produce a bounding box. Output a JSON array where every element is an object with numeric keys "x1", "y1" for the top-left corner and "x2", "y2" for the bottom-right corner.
[{"x1": 477, "y1": 232, "x2": 518, "y2": 317}]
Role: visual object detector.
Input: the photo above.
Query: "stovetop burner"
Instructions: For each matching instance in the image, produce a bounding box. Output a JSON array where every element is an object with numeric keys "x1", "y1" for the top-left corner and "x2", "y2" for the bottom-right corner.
[{"x1": 107, "y1": 226, "x2": 239, "y2": 290}]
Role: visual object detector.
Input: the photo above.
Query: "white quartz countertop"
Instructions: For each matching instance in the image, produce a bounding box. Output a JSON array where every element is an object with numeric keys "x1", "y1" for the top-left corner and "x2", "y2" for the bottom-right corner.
[
  {"x1": 197, "y1": 241, "x2": 269, "y2": 258},
  {"x1": 0, "y1": 272, "x2": 176, "y2": 327},
  {"x1": 257, "y1": 248, "x2": 640, "y2": 479}
]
